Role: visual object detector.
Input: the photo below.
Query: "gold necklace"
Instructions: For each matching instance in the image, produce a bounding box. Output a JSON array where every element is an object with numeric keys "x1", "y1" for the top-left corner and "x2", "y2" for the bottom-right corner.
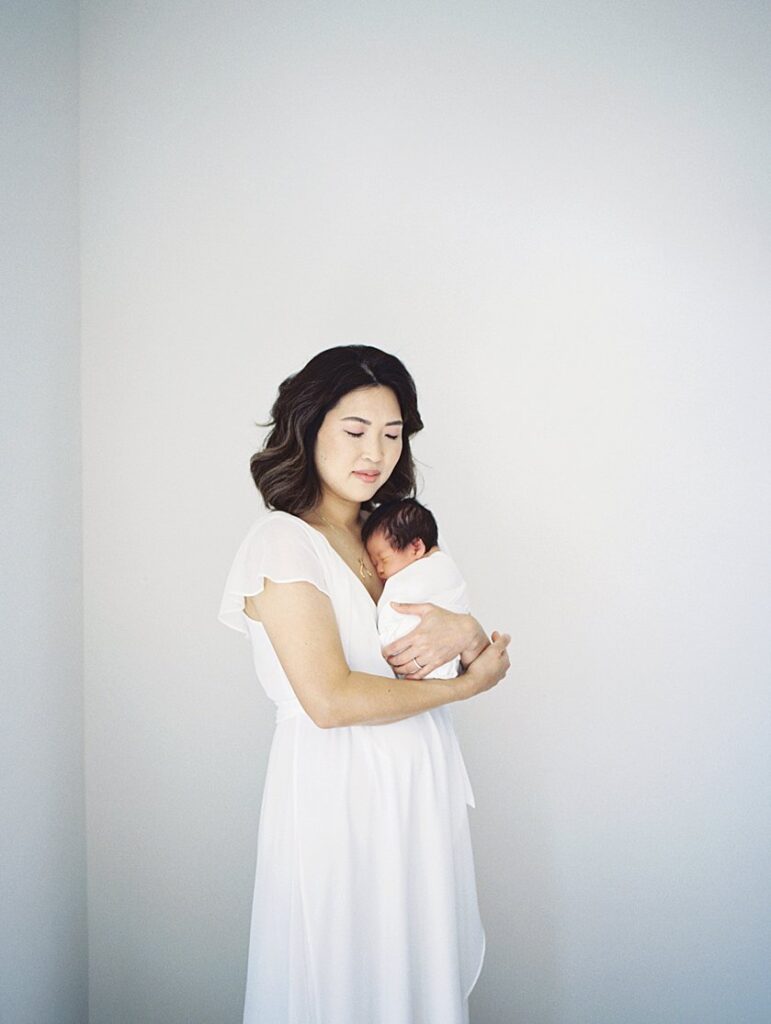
[{"x1": 317, "y1": 512, "x2": 374, "y2": 580}]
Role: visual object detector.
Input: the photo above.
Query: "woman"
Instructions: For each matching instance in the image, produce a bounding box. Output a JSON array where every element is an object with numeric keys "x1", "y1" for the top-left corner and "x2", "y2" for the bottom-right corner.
[{"x1": 219, "y1": 345, "x2": 511, "y2": 1024}]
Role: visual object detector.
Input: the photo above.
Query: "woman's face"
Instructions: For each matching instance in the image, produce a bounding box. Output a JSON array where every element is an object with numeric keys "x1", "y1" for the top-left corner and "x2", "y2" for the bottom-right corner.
[{"x1": 313, "y1": 385, "x2": 404, "y2": 505}]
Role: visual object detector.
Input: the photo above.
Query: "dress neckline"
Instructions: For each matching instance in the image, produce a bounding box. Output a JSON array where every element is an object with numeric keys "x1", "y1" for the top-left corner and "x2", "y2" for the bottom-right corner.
[{"x1": 273, "y1": 510, "x2": 381, "y2": 610}]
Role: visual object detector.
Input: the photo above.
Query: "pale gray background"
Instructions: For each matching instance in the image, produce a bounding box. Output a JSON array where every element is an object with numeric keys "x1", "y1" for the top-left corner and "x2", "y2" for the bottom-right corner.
[{"x1": 2, "y1": 1, "x2": 769, "y2": 1022}]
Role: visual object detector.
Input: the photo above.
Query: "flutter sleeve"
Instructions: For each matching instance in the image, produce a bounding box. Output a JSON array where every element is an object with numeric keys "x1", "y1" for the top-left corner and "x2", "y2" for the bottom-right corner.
[{"x1": 217, "y1": 515, "x2": 333, "y2": 638}]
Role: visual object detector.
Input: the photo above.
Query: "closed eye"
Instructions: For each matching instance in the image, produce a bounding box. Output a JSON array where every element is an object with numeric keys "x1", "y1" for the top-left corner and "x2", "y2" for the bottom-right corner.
[{"x1": 346, "y1": 431, "x2": 400, "y2": 440}]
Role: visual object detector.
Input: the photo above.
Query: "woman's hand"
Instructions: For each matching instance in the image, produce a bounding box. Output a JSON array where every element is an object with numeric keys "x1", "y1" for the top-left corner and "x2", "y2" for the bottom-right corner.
[
  {"x1": 459, "y1": 631, "x2": 511, "y2": 698},
  {"x1": 381, "y1": 604, "x2": 487, "y2": 680}
]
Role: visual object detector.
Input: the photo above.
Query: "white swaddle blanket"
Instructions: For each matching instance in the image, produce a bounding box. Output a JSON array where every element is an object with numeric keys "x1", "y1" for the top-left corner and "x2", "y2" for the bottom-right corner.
[{"x1": 376, "y1": 548, "x2": 471, "y2": 678}]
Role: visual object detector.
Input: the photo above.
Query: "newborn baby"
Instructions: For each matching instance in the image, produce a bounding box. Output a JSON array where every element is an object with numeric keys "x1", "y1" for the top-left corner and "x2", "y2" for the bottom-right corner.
[{"x1": 361, "y1": 498, "x2": 471, "y2": 680}]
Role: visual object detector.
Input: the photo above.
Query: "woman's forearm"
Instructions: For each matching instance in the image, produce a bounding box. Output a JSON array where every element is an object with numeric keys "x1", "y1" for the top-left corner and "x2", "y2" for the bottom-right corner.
[
  {"x1": 326, "y1": 670, "x2": 467, "y2": 728},
  {"x1": 459, "y1": 613, "x2": 490, "y2": 670}
]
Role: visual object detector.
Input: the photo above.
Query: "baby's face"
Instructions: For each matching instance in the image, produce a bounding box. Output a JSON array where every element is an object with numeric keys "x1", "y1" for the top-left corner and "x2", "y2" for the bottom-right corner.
[{"x1": 365, "y1": 529, "x2": 427, "y2": 581}]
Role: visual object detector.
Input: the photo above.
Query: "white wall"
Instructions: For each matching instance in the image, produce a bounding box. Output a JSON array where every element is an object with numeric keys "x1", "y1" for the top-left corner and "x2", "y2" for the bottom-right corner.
[
  {"x1": 0, "y1": 3, "x2": 86, "y2": 1023},
  {"x1": 78, "y1": 2, "x2": 770, "y2": 1022}
]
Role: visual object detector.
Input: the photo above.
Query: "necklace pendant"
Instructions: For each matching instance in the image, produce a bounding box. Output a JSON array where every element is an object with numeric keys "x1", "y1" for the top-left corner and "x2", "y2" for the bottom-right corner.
[{"x1": 316, "y1": 511, "x2": 374, "y2": 579}]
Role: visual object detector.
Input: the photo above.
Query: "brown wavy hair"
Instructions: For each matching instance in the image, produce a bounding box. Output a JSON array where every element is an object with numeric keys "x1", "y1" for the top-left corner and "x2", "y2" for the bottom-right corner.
[{"x1": 250, "y1": 345, "x2": 425, "y2": 516}]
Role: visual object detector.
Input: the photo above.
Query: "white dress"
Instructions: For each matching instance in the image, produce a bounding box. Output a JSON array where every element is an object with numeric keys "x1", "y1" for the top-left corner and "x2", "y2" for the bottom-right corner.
[{"x1": 218, "y1": 510, "x2": 485, "y2": 1024}]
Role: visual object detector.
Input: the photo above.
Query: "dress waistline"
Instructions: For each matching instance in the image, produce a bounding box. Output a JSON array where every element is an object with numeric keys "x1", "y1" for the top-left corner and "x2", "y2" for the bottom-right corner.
[
  {"x1": 272, "y1": 696, "x2": 476, "y2": 807},
  {"x1": 274, "y1": 696, "x2": 309, "y2": 724}
]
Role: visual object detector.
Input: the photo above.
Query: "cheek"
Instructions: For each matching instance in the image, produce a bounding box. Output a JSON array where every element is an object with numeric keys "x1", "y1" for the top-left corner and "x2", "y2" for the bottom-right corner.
[{"x1": 327, "y1": 440, "x2": 350, "y2": 465}]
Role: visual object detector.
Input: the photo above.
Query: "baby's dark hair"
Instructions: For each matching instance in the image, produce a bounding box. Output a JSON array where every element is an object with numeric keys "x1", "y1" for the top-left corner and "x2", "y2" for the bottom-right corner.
[{"x1": 361, "y1": 497, "x2": 439, "y2": 553}]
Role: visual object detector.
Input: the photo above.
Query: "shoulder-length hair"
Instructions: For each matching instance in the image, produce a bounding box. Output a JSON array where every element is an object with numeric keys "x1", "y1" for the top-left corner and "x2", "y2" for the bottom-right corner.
[{"x1": 250, "y1": 345, "x2": 425, "y2": 515}]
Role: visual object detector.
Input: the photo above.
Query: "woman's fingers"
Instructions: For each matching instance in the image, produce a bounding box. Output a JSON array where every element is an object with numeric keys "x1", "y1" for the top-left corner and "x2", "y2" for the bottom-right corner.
[
  {"x1": 491, "y1": 631, "x2": 512, "y2": 677},
  {"x1": 389, "y1": 650, "x2": 432, "y2": 679},
  {"x1": 389, "y1": 601, "x2": 432, "y2": 613}
]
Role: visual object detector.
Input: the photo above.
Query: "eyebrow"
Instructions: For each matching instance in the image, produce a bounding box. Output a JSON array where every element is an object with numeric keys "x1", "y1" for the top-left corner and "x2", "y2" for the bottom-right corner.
[{"x1": 340, "y1": 416, "x2": 404, "y2": 426}]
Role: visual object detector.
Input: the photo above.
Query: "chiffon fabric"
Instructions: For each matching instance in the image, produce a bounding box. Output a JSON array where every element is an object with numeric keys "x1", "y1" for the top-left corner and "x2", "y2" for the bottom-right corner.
[{"x1": 218, "y1": 510, "x2": 485, "y2": 1023}]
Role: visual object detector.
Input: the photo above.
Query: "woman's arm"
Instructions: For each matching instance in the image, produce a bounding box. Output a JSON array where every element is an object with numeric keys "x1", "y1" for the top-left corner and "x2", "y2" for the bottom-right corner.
[
  {"x1": 334, "y1": 629, "x2": 510, "y2": 727},
  {"x1": 381, "y1": 604, "x2": 490, "y2": 680},
  {"x1": 246, "y1": 581, "x2": 507, "y2": 728}
]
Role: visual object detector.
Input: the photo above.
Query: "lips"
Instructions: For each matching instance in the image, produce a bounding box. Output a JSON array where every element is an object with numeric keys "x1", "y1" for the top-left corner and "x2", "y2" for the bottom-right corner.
[{"x1": 353, "y1": 471, "x2": 380, "y2": 481}]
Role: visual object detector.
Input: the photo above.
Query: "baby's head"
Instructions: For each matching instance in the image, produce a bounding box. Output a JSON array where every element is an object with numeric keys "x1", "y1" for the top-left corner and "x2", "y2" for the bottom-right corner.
[{"x1": 361, "y1": 498, "x2": 440, "y2": 581}]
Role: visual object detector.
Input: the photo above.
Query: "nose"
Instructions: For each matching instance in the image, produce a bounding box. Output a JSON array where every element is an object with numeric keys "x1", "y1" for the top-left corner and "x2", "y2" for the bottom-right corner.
[{"x1": 362, "y1": 439, "x2": 384, "y2": 463}]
